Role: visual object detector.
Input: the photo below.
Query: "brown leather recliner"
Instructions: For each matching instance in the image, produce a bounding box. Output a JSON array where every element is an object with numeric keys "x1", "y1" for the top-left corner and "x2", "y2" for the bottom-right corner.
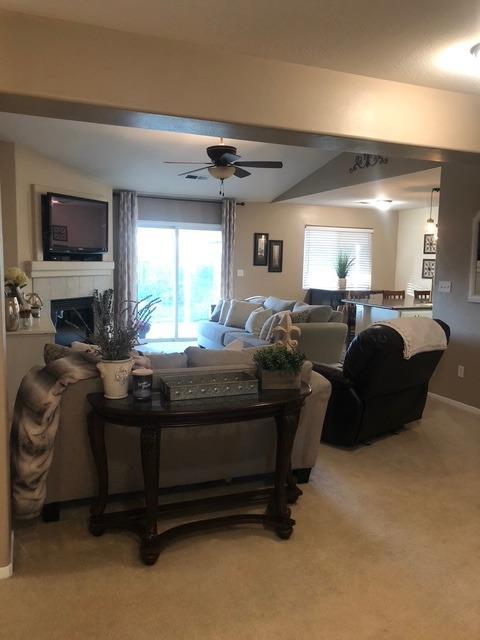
[{"x1": 314, "y1": 319, "x2": 450, "y2": 446}]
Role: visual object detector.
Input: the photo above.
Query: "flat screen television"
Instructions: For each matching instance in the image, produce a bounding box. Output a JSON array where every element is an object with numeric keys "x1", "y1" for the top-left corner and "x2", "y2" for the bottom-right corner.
[{"x1": 42, "y1": 192, "x2": 108, "y2": 259}]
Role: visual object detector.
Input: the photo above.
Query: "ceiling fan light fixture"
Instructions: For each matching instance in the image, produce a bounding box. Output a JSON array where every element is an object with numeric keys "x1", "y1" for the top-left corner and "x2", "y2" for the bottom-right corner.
[{"x1": 208, "y1": 165, "x2": 236, "y2": 180}]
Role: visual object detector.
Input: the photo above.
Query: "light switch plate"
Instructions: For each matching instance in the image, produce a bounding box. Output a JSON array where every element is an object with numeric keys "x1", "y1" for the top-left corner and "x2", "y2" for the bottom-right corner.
[
  {"x1": 438, "y1": 281, "x2": 451, "y2": 293},
  {"x1": 237, "y1": 269, "x2": 244, "y2": 277}
]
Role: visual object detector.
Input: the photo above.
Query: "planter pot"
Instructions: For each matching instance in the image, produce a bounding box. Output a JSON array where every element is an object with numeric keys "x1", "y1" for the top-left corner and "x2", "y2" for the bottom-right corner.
[
  {"x1": 337, "y1": 277, "x2": 347, "y2": 289},
  {"x1": 96, "y1": 358, "x2": 134, "y2": 399},
  {"x1": 259, "y1": 368, "x2": 301, "y2": 390},
  {"x1": 5, "y1": 297, "x2": 19, "y2": 332}
]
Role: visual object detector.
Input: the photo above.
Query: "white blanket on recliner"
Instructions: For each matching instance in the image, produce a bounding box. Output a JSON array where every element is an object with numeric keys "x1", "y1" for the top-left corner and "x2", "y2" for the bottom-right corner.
[{"x1": 374, "y1": 317, "x2": 447, "y2": 360}]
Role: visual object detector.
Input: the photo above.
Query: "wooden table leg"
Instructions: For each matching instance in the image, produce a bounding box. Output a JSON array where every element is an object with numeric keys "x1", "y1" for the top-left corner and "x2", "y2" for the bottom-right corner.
[
  {"x1": 268, "y1": 409, "x2": 301, "y2": 539},
  {"x1": 140, "y1": 427, "x2": 161, "y2": 565},
  {"x1": 87, "y1": 411, "x2": 108, "y2": 536}
]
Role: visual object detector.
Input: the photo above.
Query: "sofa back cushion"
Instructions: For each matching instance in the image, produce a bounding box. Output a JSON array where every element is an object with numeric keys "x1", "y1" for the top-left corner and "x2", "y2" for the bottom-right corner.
[
  {"x1": 210, "y1": 299, "x2": 224, "y2": 322},
  {"x1": 244, "y1": 295, "x2": 267, "y2": 305},
  {"x1": 148, "y1": 352, "x2": 188, "y2": 369},
  {"x1": 263, "y1": 296, "x2": 296, "y2": 313},
  {"x1": 218, "y1": 299, "x2": 232, "y2": 324},
  {"x1": 185, "y1": 346, "x2": 258, "y2": 367},
  {"x1": 293, "y1": 302, "x2": 333, "y2": 322},
  {"x1": 245, "y1": 307, "x2": 273, "y2": 335},
  {"x1": 225, "y1": 299, "x2": 262, "y2": 329}
]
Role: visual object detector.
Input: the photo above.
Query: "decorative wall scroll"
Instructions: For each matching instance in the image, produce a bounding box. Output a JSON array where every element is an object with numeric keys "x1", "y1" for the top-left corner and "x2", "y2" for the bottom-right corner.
[{"x1": 349, "y1": 154, "x2": 389, "y2": 174}]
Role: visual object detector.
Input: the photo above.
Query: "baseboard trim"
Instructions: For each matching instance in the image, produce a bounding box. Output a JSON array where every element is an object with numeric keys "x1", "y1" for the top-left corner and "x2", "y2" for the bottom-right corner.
[
  {"x1": 428, "y1": 392, "x2": 480, "y2": 416},
  {"x1": 0, "y1": 532, "x2": 14, "y2": 579}
]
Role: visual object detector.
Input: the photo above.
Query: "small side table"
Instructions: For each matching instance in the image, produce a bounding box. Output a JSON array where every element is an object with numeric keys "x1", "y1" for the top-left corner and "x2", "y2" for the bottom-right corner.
[{"x1": 87, "y1": 383, "x2": 311, "y2": 565}]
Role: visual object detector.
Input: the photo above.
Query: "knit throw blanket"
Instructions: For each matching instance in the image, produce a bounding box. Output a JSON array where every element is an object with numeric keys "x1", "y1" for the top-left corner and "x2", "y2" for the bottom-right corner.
[
  {"x1": 374, "y1": 317, "x2": 447, "y2": 360},
  {"x1": 11, "y1": 347, "x2": 150, "y2": 519}
]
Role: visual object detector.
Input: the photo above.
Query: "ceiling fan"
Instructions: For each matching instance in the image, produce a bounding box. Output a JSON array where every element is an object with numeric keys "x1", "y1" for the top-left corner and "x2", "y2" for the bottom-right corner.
[{"x1": 164, "y1": 138, "x2": 283, "y2": 195}]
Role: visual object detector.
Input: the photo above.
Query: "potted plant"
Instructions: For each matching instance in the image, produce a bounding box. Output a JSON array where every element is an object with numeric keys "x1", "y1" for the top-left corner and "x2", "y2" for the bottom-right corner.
[
  {"x1": 92, "y1": 289, "x2": 159, "y2": 399},
  {"x1": 4, "y1": 266, "x2": 29, "y2": 332},
  {"x1": 253, "y1": 345, "x2": 305, "y2": 390},
  {"x1": 335, "y1": 252, "x2": 355, "y2": 289},
  {"x1": 137, "y1": 319, "x2": 151, "y2": 340}
]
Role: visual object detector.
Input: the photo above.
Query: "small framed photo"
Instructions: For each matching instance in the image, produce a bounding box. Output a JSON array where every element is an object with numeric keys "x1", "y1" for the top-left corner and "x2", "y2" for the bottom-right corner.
[
  {"x1": 253, "y1": 233, "x2": 269, "y2": 266},
  {"x1": 52, "y1": 224, "x2": 68, "y2": 242},
  {"x1": 422, "y1": 258, "x2": 436, "y2": 279},
  {"x1": 423, "y1": 233, "x2": 437, "y2": 254},
  {"x1": 268, "y1": 240, "x2": 283, "y2": 273}
]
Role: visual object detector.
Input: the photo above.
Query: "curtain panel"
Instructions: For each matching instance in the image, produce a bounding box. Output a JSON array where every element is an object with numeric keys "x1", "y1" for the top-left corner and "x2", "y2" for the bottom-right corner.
[
  {"x1": 221, "y1": 199, "x2": 236, "y2": 299},
  {"x1": 114, "y1": 191, "x2": 138, "y2": 319}
]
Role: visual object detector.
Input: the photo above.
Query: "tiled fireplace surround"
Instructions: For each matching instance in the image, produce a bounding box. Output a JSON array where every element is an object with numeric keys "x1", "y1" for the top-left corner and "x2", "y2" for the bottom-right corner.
[{"x1": 32, "y1": 274, "x2": 113, "y2": 312}]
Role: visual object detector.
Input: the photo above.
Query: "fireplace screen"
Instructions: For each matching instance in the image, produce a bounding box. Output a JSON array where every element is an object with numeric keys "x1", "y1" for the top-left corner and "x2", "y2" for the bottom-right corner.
[{"x1": 50, "y1": 296, "x2": 94, "y2": 346}]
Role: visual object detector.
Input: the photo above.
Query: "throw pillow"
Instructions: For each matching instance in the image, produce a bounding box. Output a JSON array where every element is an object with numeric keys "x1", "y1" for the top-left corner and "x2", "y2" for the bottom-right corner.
[
  {"x1": 293, "y1": 302, "x2": 333, "y2": 322},
  {"x1": 290, "y1": 309, "x2": 310, "y2": 323},
  {"x1": 244, "y1": 295, "x2": 267, "y2": 305},
  {"x1": 225, "y1": 300, "x2": 262, "y2": 329},
  {"x1": 259, "y1": 311, "x2": 287, "y2": 342},
  {"x1": 210, "y1": 299, "x2": 223, "y2": 322},
  {"x1": 263, "y1": 296, "x2": 296, "y2": 313},
  {"x1": 245, "y1": 307, "x2": 273, "y2": 335},
  {"x1": 218, "y1": 299, "x2": 232, "y2": 324}
]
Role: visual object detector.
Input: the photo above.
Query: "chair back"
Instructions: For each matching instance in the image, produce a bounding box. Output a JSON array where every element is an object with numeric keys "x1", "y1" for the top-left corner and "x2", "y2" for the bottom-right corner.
[
  {"x1": 414, "y1": 290, "x2": 432, "y2": 302},
  {"x1": 382, "y1": 290, "x2": 405, "y2": 300}
]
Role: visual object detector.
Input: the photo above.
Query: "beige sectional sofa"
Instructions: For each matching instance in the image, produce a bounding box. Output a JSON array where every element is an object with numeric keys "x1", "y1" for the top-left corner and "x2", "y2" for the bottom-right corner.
[
  {"x1": 197, "y1": 295, "x2": 347, "y2": 364},
  {"x1": 45, "y1": 348, "x2": 332, "y2": 514}
]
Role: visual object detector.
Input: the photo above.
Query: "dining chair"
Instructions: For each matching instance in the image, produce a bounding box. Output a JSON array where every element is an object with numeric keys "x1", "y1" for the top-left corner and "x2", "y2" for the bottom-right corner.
[
  {"x1": 414, "y1": 290, "x2": 432, "y2": 302},
  {"x1": 383, "y1": 290, "x2": 406, "y2": 300}
]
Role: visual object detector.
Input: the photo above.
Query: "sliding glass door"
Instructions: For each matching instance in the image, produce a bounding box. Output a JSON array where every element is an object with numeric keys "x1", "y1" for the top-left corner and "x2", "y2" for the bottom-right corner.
[{"x1": 137, "y1": 224, "x2": 222, "y2": 340}]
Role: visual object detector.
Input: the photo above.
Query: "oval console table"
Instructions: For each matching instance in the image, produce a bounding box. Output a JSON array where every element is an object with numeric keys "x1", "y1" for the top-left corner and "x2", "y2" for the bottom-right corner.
[{"x1": 87, "y1": 384, "x2": 311, "y2": 566}]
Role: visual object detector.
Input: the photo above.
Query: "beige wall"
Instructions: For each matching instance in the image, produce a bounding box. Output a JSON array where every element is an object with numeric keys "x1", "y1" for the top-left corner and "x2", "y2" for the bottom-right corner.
[
  {"x1": 1, "y1": 11, "x2": 480, "y2": 154},
  {"x1": 395, "y1": 207, "x2": 438, "y2": 295},
  {"x1": 233, "y1": 203, "x2": 398, "y2": 301},
  {"x1": 13, "y1": 145, "x2": 113, "y2": 269},
  {"x1": 431, "y1": 164, "x2": 480, "y2": 408},
  {"x1": 0, "y1": 142, "x2": 17, "y2": 268}
]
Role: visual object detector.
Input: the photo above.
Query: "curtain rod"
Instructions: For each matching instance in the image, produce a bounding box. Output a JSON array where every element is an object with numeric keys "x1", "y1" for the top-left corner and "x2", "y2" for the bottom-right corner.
[{"x1": 113, "y1": 190, "x2": 245, "y2": 206}]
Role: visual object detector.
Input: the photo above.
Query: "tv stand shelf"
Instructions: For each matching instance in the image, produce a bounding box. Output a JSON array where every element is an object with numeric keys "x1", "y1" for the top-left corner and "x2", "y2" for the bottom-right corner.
[{"x1": 27, "y1": 261, "x2": 115, "y2": 279}]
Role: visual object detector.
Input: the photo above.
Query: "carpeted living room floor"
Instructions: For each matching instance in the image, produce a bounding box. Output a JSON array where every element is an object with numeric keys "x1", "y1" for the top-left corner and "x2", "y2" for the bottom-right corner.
[{"x1": 2, "y1": 397, "x2": 480, "y2": 640}]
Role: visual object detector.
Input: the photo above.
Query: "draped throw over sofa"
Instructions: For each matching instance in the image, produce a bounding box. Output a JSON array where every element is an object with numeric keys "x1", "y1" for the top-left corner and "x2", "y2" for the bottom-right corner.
[
  {"x1": 197, "y1": 296, "x2": 348, "y2": 364},
  {"x1": 45, "y1": 347, "x2": 332, "y2": 516},
  {"x1": 315, "y1": 320, "x2": 450, "y2": 446}
]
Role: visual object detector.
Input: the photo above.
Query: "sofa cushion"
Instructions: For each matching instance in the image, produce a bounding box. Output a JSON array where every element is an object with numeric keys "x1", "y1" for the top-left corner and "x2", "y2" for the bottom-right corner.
[
  {"x1": 198, "y1": 321, "x2": 243, "y2": 345},
  {"x1": 245, "y1": 307, "x2": 273, "y2": 335},
  {"x1": 291, "y1": 309, "x2": 311, "y2": 324},
  {"x1": 293, "y1": 302, "x2": 333, "y2": 322},
  {"x1": 210, "y1": 299, "x2": 223, "y2": 322},
  {"x1": 225, "y1": 299, "x2": 262, "y2": 329},
  {"x1": 263, "y1": 296, "x2": 296, "y2": 313},
  {"x1": 147, "y1": 352, "x2": 188, "y2": 369},
  {"x1": 219, "y1": 299, "x2": 232, "y2": 324},
  {"x1": 185, "y1": 346, "x2": 257, "y2": 367},
  {"x1": 259, "y1": 311, "x2": 288, "y2": 342}
]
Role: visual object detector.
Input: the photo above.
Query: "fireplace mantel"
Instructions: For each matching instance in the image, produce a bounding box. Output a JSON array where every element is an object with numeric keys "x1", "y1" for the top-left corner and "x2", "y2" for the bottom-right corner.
[{"x1": 27, "y1": 261, "x2": 114, "y2": 279}]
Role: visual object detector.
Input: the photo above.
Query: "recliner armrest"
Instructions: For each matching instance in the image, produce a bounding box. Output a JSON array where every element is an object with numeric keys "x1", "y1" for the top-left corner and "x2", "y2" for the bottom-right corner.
[{"x1": 312, "y1": 363, "x2": 352, "y2": 390}]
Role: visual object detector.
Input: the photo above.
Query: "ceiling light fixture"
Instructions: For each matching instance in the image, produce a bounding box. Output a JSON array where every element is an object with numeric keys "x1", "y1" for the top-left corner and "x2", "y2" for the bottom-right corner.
[
  {"x1": 374, "y1": 199, "x2": 393, "y2": 211},
  {"x1": 470, "y1": 42, "x2": 480, "y2": 59},
  {"x1": 208, "y1": 165, "x2": 236, "y2": 180},
  {"x1": 426, "y1": 187, "x2": 440, "y2": 237}
]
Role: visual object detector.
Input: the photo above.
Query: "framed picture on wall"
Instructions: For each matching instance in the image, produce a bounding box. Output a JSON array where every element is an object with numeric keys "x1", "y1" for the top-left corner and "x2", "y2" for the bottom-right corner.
[
  {"x1": 268, "y1": 240, "x2": 283, "y2": 273},
  {"x1": 253, "y1": 233, "x2": 269, "y2": 266},
  {"x1": 423, "y1": 233, "x2": 437, "y2": 254},
  {"x1": 422, "y1": 258, "x2": 436, "y2": 279}
]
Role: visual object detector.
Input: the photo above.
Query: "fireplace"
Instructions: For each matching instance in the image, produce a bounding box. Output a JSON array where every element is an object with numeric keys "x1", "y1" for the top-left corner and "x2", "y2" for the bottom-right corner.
[{"x1": 51, "y1": 296, "x2": 94, "y2": 346}]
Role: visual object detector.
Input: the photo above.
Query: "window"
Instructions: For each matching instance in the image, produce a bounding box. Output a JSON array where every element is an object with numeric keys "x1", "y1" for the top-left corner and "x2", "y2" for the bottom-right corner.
[
  {"x1": 303, "y1": 225, "x2": 373, "y2": 289},
  {"x1": 137, "y1": 224, "x2": 222, "y2": 339}
]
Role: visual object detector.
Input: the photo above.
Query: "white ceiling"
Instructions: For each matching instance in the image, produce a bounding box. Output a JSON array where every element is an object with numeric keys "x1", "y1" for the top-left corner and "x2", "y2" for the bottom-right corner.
[
  {"x1": 0, "y1": 112, "x2": 338, "y2": 201},
  {"x1": 282, "y1": 167, "x2": 442, "y2": 210},
  {"x1": 1, "y1": 0, "x2": 480, "y2": 94}
]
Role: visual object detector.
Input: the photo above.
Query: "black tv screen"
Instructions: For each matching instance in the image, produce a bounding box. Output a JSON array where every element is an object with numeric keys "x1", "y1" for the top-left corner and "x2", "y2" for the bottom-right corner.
[{"x1": 46, "y1": 192, "x2": 108, "y2": 254}]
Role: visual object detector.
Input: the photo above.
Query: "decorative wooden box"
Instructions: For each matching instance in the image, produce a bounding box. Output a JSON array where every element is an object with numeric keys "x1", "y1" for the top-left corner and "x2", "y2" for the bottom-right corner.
[{"x1": 159, "y1": 371, "x2": 258, "y2": 401}]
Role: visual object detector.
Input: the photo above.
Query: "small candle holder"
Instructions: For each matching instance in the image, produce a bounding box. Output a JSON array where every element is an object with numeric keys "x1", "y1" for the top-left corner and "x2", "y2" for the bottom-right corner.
[{"x1": 132, "y1": 368, "x2": 153, "y2": 401}]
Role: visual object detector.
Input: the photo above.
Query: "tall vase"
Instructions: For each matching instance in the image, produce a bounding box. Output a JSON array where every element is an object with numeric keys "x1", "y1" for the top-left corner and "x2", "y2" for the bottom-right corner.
[
  {"x1": 337, "y1": 277, "x2": 347, "y2": 289},
  {"x1": 5, "y1": 297, "x2": 19, "y2": 331},
  {"x1": 96, "y1": 358, "x2": 134, "y2": 399}
]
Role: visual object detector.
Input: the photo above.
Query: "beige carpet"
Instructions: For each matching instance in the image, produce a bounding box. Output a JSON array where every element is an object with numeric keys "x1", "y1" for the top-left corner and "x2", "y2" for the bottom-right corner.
[{"x1": 2, "y1": 397, "x2": 480, "y2": 640}]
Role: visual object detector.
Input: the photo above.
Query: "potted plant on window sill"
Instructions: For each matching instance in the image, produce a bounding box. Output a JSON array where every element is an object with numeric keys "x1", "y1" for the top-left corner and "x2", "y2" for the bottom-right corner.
[
  {"x1": 92, "y1": 289, "x2": 159, "y2": 399},
  {"x1": 335, "y1": 252, "x2": 354, "y2": 289},
  {"x1": 253, "y1": 345, "x2": 305, "y2": 390}
]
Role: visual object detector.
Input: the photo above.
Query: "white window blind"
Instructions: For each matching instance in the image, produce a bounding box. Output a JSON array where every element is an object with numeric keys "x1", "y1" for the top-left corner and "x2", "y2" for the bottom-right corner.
[{"x1": 303, "y1": 225, "x2": 373, "y2": 289}]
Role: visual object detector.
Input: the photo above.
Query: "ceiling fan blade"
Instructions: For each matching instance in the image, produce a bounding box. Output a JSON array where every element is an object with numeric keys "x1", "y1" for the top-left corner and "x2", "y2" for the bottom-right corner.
[
  {"x1": 219, "y1": 151, "x2": 241, "y2": 164},
  {"x1": 164, "y1": 161, "x2": 208, "y2": 164},
  {"x1": 234, "y1": 167, "x2": 251, "y2": 178},
  {"x1": 234, "y1": 161, "x2": 283, "y2": 168},
  {"x1": 178, "y1": 166, "x2": 212, "y2": 176}
]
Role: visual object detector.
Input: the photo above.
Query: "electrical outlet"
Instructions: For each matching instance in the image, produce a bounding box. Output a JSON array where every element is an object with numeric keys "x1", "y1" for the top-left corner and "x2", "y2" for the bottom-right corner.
[
  {"x1": 438, "y1": 281, "x2": 451, "y2": 293},
  {"x1": 236, "y1": 269, "x2": 244, "y2": 277},
  {"x1": 457, "y1": 365, "x2": 465, "y2": 378}
]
